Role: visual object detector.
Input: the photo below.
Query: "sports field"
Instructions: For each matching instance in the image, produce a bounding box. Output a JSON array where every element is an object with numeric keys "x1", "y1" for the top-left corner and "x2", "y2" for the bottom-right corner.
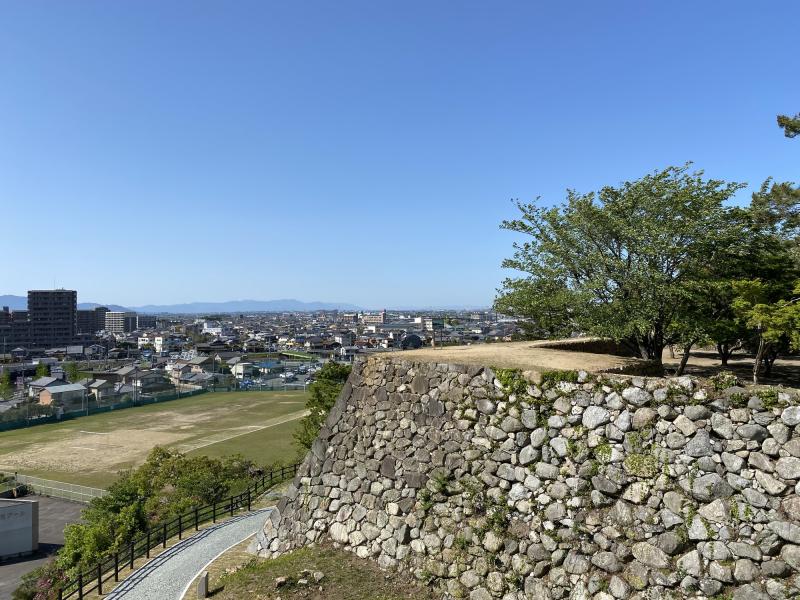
[{"x1": 0, "y1": 390, "x2": 308, "y2": 488}]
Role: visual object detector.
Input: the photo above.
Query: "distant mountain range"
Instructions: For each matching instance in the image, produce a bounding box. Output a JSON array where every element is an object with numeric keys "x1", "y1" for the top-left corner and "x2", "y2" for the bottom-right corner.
[
  {"x1": 0, "y1": 295, "x2": 362, "y2": 314},
  {"x1": 131, "y1": 299, "x2": 363, "y2": 314}
]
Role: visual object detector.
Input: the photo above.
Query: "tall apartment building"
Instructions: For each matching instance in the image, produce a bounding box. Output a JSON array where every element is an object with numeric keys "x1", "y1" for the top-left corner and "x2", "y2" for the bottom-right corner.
[
  {"x1": 0, "y1": 307, "x2": 31, "y2": 351},
  {"x1": 105, "y1": 311, "x2": 138, "y2": 333},
  {"x1": 136, "y1": 314, "x2": 157, "y2": 329},
  {"x1": 77, "y1": 306, "x2": 109, "y2": 334},
  {"x1": 28, "y1": 290, "x2": 77, "y2": 348}
]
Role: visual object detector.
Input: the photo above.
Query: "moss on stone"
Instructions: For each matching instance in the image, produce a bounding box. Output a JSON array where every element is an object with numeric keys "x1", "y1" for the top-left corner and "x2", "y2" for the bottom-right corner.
[{"x1": 623, "y1": 453, "x2": 659, "y2": 478}]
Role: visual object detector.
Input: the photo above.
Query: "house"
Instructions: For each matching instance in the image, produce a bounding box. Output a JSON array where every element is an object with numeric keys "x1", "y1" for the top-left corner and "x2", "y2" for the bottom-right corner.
[
  {"x1": 183, "y1": 372, "x2": 217, "y2": 388},
  {"x1": 28, "y1": 377, "x2": 68, "y2": 398},
  {"x1": 133, "y1": 370, "x2": 170, "y2": 393},
  {"x1": 188, "y1": 356, "x2": 214, "y2": 373},
  {"x1": 39, "y1": 384, "x2": 86, "y2": 406},
  {"x1": 88, "y1": 379, "x2": 114, "y2": 401},
  {"x1": 115, "y1": 366, "x2": 138, "y2": 382},
  {"x1": 166, "y1": 363, "x2": 189, "y2": 383},
  {"x1": 243, "y1": 338, "x2": 265, "y2": 352}
]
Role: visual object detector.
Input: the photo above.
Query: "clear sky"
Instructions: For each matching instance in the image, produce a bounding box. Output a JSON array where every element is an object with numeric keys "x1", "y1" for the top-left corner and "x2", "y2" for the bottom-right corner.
[{"x1": 1, "y1": 2, "x2": 797, "y2": 309}]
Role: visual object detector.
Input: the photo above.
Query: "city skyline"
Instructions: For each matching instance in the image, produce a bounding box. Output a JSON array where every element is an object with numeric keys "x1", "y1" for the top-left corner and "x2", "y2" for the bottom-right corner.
[
  {"x1": 0, "y1": 291, "x2": 487, "y2": 312},
  {"x1": 2, "y1": 1, "x2": 798, "y2": 307}
]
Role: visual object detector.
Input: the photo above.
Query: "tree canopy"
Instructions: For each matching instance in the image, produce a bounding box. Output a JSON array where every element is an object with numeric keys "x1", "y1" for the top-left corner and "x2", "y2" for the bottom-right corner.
[
  {"x1": 496, "y1": 164, "x2": 745, "y2": 366},
  {"x1": 496, "y1": 165, "x2": 800, "y2": 380},
  {"x1": 14, "y1": 447, "x2": 264, "y2": 600},
  {"x1": 778, "y1": 113, "x2": 800, "y2": 138}
]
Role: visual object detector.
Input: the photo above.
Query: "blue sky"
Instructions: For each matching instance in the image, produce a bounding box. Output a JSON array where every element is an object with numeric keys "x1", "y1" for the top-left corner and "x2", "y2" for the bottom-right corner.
[{"x1": 1, "y1": 2, "x2": 797, "y2": 309}]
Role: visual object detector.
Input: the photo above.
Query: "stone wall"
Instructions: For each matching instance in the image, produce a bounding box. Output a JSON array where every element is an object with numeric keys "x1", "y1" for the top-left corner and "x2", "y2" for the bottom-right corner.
[{"x1": 255, "y1": 357, "x2": 800, "y2": 600}]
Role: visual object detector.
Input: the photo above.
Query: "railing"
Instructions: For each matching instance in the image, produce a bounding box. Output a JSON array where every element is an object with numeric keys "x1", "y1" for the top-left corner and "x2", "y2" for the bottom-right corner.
[
  {"x1": 57, "y1": 462, "x2": 299, "y2": 600},
  {"x1": 10, "y1": 474, "x2": 108, "y2": 503}
]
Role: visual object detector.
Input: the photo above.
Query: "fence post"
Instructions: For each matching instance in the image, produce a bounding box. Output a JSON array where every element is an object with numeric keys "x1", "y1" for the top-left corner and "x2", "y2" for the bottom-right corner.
[
  {"x1": 146, "y1": 530, "x2": 150, "y2": 558},
  {"x1": 230, "y1": 496, "x2": 234, "y2": 517},
  {"x1": 78, "y1": 572, "x2": 83, "y2": 600},
  {"x1": 195, "y1": 506, "x2": 199, "y2": 531},
  {"x1": 247, "y1": 489, "x2": 251, "y2": 511},
  {"x1": 114, "y1": 551, "x2": 119, "y2": 581},
  {"x1": 97, "y1": 562, "x2": 102, "y2": 595},
  {"x1": 178, "y1": 514, "x2": 182, "y2": 540},
  {"x1": 212, "y1": 502, "x2": 216, "y2": 523},
  {"x1": 130, "y1": 543, "x2": 134, "y2": 569},
  {"x1": 162, "y1": 523, "x2": 167, "y2": 548}
]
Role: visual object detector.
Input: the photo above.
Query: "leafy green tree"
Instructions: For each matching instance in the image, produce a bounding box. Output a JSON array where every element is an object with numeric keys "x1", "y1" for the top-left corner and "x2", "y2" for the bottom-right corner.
[
  {"x1": 0, "y1": 370, "x2": 13, "y2": 400},
  {"x1": 778, "y1": 113, "x2": 800, "y2": 138},
  {"x1": 733, "y1": 280, "x2": 800, "y2": 383},
  {"x1": 35, "y1": 362, "x2": 49, "y2": 378},
  {"x1": 495, "y1": 164, "x2": 745, "y2": 367},
  {"x1": 64, "y1": 362, "x2": 80, "y2": 383},
  {"x1": 698, "y1": 180, "x2": 800, "y2": 365},
  {"x1": 294, "y1": 361, "x2": 352, "y2": 450},
  {"x1": 55, "y1": 447, "x2": 257, "y2": 576}
]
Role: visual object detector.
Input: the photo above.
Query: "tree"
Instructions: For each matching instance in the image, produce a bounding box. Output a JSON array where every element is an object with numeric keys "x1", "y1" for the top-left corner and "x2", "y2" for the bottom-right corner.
[
  {"x1": 495, "y1": 164, "x2": 745, "y2": 368},
  {"x1": 778, "y1": 113, "x2": 800, "y2": 138},
  {"x1": 57, "y1": 447, "x2": 257, "y2": 575},
  {"x1": 0, "y1": 370, "x2": 13, "y2": 400},
  {"x1": 294, "y1": 361, "x2": 352, "y2": 450},
  {"x1": 64, "y1": 362, "x2": 80, "y2": 383},
  {"x1": 35, "y1": 362, "x2": 49, "y2": 378},
  {"x1": 733, "y1": 280, "x2": 800, "y2": 383},
  {"x1": 699, "y1": 180, "x2": 800, "y2": 365}
]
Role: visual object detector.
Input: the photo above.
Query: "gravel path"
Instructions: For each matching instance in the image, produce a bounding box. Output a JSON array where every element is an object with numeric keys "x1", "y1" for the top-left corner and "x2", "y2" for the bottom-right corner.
[{"x1": 105, "y1": 508, "x2": 271, "y2": 600}]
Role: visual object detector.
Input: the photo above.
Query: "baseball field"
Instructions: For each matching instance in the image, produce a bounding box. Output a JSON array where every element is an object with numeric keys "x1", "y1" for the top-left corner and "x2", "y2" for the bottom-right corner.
[{"x1": 0, "y1": 390, "x2": 309, "y2": 489}]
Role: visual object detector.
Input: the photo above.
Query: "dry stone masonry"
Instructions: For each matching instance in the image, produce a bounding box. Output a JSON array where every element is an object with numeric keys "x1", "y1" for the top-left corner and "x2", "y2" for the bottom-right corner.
[{"x1": 255, "y1": 357, "x2": 800, "y2": 599}]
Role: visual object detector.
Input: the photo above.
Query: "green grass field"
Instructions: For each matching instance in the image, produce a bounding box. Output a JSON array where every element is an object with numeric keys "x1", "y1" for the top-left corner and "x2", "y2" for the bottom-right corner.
[{"x1": 0, "y1": 390, "x2": 308, "y2": 488}]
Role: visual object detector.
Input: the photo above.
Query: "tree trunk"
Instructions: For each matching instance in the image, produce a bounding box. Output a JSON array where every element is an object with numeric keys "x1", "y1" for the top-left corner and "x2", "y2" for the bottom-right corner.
[
  {"x1": 717, "y1": 343, "x2": 729, "y2": 366},
  {"x1": 753, "y1": 337, "x2": 768, "y2": 385},
  {"x1": 675, "y1": 341, "x2": 696, "y2": 376},
  {"x1": 763, "y1": 348, "x2": 779, "y2": 377}
]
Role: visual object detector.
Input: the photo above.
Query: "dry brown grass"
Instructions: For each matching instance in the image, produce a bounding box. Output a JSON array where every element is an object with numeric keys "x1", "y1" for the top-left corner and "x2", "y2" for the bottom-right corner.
[
  {"x1": 206, "y1": 544, "x2": 438, "y2": 600},
  {"x1": 392, "y1": 339, "x2": 646, "y2": 373}
]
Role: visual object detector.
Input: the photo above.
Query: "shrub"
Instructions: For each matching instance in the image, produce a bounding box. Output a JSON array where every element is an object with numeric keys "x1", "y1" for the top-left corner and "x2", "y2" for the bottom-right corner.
[
  {"x1": 541, "y1": 370, "x2": 579, "y2": 385},
  {"x1": 709, "y1": 371, "x2": 740, "y2": 391},
  {"x1": 294, "y1": 362, "x2": 352, "y2": 450}
]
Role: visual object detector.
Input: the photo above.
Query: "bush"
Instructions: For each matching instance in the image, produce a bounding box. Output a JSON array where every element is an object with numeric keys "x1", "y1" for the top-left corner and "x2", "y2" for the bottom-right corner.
[
  {"x1": 709, "y1": 371, "x2": 740, "y2": 391},
  {"x1": 53, "y1": 447, "x2": 258, "y2": 579},
  {"x1": 294, "y1": 362, "x2": 352, "y2": 450}
]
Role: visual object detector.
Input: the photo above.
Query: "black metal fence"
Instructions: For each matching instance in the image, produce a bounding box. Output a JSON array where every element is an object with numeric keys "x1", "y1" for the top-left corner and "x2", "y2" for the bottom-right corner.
[{"x1": 57, "y1": 462, "x2": 299, "y2": 600}]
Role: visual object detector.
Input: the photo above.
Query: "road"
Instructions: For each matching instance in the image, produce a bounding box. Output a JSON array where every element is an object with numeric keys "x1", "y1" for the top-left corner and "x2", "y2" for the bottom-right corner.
[{"x1": 105, "y1": 508, "x2": 271, "y2": 600}]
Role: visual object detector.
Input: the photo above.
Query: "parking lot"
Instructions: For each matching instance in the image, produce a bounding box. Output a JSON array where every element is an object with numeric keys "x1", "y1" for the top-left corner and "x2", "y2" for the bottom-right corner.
[{"x1": 0, "y1": 496, "x2": 84, "y2": 600}]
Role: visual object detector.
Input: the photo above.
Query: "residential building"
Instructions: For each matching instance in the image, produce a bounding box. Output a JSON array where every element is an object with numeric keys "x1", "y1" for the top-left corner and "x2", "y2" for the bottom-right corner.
[
  {"x1": 77, "y1": 307, "x2": 109, "y2": 334},
  {"x1": 38, "y1": 383, "x2": 86, "y2": 406},
  {"x1": 0, "y1": 307, "x2": 31, "y2": 351},
  {"x1": 136, "y1": 314, "x2": 157, "y2": 329},
  {"x1": 27, "y1": 376, "x2": 68, "y2": 398},
  {"x1": 334, "y1": 331, "x2": 355, "y2": 346},
  {"x1": 28, "y1": 289, "x2": 77, "y2": 347},
  {"x1": 361, "y1": 310, "x2": 387, "y2": 325},
  {"x1": 105, "y1": 311, "x2": 137, "y2": 333}
]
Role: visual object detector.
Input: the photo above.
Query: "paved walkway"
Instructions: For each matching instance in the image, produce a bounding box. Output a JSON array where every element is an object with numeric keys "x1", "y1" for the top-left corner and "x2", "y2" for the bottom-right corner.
[{"x1": 106, "y1": 508, "x2": 271, "y2": 600}]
